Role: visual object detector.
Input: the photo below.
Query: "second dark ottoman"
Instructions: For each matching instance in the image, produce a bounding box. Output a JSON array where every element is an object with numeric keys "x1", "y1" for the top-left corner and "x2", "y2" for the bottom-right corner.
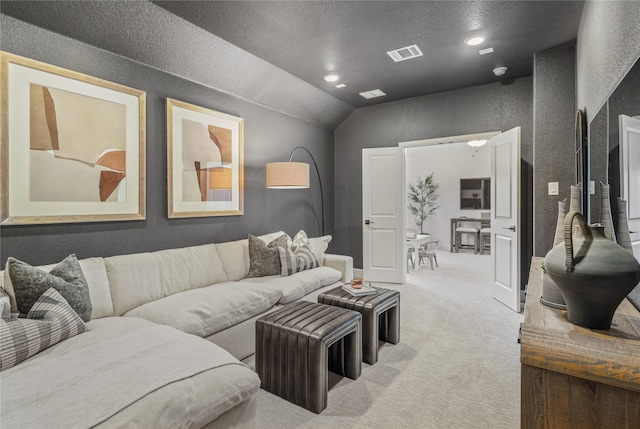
[{"x1": 318, "y1": 286, "x2": 400, "y2": 364}]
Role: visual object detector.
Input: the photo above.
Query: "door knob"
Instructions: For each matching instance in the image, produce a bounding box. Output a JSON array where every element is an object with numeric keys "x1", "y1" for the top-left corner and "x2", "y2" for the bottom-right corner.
[{"x1": 503, "y1": 226, "x2": 516, "y2": 232}]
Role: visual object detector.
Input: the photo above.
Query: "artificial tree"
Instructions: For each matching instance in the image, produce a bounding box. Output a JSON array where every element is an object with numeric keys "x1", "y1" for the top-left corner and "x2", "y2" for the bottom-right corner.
[{"x1": 408, "y1": 173, "x2": 440, "y2": 234}]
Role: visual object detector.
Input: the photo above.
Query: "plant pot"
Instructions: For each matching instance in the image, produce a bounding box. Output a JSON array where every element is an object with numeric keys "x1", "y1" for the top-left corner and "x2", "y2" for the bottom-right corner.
[{"x1": 544, "y1": 211, "x2": 640, "y2": 329}]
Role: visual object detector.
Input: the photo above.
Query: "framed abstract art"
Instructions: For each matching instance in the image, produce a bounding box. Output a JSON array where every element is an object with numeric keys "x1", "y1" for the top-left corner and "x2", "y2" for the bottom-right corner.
[
  {"x1": 0, "y1": 52, "x2": 146, "y2": 225},
  {"x1": 167, "y1": 98, "x2": 244, "y2": 218}
]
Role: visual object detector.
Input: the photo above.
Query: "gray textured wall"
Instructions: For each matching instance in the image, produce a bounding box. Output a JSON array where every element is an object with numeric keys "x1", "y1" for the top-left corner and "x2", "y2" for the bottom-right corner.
[
  {"x1": 576, "y1": 1, "x2": 640, "y2": 120},
  {"x1": 0, "y1": 16, "x2": 335, "y2": 266},
  {"x1": 533, "y1": 46, "x2": 577, "y2": 257},
  {"x1": 333, "y1": 78, "x2": 534, "y2": 287}
]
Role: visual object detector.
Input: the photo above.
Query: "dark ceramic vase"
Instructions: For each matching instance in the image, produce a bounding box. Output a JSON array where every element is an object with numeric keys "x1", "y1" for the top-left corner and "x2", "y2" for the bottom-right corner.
[
  {"x1": 544, "y1": 211, "x2": 640, "y2": 330},
  {"x1": 540, "y1": 273, "x2": 566, "y2": 309}
]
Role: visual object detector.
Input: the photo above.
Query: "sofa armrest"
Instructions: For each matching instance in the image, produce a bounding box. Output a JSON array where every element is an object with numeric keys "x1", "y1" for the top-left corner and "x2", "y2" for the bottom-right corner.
[{"x1": 323, "y1": 254, "x2": 353, "y2": 283}]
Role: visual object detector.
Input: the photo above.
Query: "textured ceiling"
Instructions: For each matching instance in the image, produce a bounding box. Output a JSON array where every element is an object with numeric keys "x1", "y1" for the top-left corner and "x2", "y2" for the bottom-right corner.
[{"x1": 154, "y1": 0, "x2": 585, "y2": 107}]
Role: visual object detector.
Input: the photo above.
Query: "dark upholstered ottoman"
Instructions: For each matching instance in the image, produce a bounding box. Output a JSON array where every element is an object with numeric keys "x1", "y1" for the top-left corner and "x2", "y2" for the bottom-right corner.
[
  {"x1": 255, "y1": 301, "x2": 362, "y2": 414},
  {"x1": 318, "y1": 286, "x2": 400, "y2": 364}
]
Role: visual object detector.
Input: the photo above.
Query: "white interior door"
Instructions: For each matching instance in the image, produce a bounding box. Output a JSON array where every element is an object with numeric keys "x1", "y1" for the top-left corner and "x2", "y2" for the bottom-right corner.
[
  {"x1": 490, "y1": 127, "x2": 521, "y2": 312},
  {"x1": 620, "y1": 115, "x2": 640, "y2": 259},
  {"x1": 362, "y1": 147, "x2": 405, "y2": 283}
]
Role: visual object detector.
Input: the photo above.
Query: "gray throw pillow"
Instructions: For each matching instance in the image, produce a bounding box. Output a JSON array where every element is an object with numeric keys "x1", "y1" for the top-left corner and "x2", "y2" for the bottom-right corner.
[
  {"x1": 0, "y1": 288, "x2": 90, "y2": 371},
  {"x1": 7, "y1": 254, "x2": 93, "y2": 322},
  {"x1": 247, "y1": 234, "x2": 288, "y2": 278},
  {"x1": 278, "y1": 243, "x2": 320, "y2": 276}
]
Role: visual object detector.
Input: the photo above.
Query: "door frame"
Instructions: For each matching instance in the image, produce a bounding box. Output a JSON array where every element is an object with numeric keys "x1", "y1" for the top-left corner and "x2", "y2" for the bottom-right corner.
[{"x1": 400, "y1": 132, "x2": 501, "y2": 148}]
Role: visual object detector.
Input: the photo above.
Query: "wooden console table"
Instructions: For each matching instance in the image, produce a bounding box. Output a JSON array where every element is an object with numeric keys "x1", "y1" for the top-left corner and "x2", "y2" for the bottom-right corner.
[{"x1": 520, "y1": 257, "x2": 640, "y2": 428}]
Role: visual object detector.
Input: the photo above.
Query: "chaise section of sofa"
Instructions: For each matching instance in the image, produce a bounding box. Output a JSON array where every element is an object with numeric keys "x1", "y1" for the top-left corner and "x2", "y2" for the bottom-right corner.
[{"x1": 1, "y1": 316, "x2": 260, "y2": 429}]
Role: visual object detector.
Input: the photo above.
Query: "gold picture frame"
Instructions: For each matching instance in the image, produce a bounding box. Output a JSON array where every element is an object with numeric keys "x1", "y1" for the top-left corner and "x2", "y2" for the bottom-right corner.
[
  {"x1": 167, "y1": 98, "x2": 244, "y2": 218},
  {"x1": 0, "y1": 52, "x2": 146, "y2": 225}
]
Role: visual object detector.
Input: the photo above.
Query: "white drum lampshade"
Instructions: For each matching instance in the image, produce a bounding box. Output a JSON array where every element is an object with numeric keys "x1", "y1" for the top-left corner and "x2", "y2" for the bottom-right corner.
[{"x1": 266, "y1": 162, "x2": 310, "y2": 189}]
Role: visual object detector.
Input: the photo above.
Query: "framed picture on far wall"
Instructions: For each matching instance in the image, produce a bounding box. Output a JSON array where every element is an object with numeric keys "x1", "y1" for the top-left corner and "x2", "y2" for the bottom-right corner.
[
  {"x1": 166, "y1": 98, "x2": 244, "y2": 218},
  {"x1": 0, "y1": 51, "x2": 146, "y2": 225}
]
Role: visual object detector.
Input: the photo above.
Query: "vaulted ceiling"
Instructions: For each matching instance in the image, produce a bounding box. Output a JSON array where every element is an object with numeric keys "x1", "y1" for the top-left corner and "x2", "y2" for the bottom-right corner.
[
  {"x1": 1, "y1": 1, "x2": 585, "y2": 127},
  {"x1": 154, "y1": 1, "x2": 585, "y2": 108}
]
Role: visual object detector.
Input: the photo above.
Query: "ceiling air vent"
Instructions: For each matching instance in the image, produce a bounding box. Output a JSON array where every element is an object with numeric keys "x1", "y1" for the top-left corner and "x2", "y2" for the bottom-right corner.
[
  {"x1": 386, "y1": 44, "x2": 423, "y2": 62},
  {"x1": 359, "y1": 89, "x2": 386, "y2": 99}
]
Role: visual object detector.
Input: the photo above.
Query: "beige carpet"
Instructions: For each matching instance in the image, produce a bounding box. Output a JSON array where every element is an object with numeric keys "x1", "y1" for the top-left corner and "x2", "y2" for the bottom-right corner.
[{"x1": 246, "y1": 251, "x2": 523, "y2": 428}]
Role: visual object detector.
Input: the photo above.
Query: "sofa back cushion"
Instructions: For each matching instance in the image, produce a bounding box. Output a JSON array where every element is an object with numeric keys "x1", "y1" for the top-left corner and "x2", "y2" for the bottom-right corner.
[
  {"x1": 2, "y1": 257, "x2": 114, "y2": 320},
  {"x1": 215, "y1": 239, "x2": 249, "y2": 281},
  {"x1": 105, "y1": 244, "x2": 227, "y2": 316}
]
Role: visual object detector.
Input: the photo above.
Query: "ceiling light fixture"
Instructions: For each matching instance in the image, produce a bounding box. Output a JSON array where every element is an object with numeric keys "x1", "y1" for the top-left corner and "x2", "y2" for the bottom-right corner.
[
  {"x1": 323, "y1": 74, "x2": 340, "y2": 82},
  {"x1": 493, "y1": 66, "x2": 508, "y2": 76},
  {"x1": 478, "y1": 47, "x2": 494, "y2": 55},
  {"x1": 335, "y1": 83, "x2": 346, "y2": 89},
  {"x1": 359, "y1": 89, "x2": 386, "y2": 99},
  {"x1": 467, "y1": 140, "x2": 487, "y2": 148},
  {"x1": 465, "y1": 35, "x2": 485, "y2": 46}
]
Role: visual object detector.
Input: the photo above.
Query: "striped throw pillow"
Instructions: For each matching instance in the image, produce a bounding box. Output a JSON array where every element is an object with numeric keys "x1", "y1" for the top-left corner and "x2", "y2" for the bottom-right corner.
[
  {"x1": 0, "y1": 288, "x2": 90, "y2": 371},
  {"x1": 278, "y1": 244, "x2": 319, "y2": 277}
]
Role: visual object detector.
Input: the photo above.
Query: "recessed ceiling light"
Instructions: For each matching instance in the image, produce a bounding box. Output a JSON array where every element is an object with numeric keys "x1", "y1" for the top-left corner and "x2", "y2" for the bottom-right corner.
[
  {"x1": 323, "y1": 74, "x2": 340, "y2": 82},
  {"x1": 465, "y1": 35, "x2": 485, "y2": 46},
  {"x1": 479, "y1": 47, "x2": 494, "y2": 55},
  {"x1": 335, "y1": 83, "x2": 346, "y2": 88},
  {"x1": 359, "y1": 89, "x2": 386, "y2": 99}
]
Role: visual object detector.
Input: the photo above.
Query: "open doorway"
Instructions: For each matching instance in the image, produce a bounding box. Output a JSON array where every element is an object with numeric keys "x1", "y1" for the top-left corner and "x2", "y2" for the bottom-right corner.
[
  {"x1": 363, "y1": 130, "x2": 522, "y2": 311},
  {"x1": 397, "y1": 129, "x2": 522, "y2": 312},
  {"x1": 401, "y1": 132, "x2": 499, "y2": 270},
  {"x1": 405, "y1": 142, "x2": 492, "y2": 254}
]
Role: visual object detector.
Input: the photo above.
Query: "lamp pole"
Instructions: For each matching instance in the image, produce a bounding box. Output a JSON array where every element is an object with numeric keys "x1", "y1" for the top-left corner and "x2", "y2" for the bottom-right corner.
[{"x1": 288, "y1": 146, "x2": 325, "y2": 235}]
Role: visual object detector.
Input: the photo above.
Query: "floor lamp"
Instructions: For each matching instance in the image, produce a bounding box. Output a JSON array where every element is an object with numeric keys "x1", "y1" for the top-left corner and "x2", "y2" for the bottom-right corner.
[{"x1": 266, "y1": 146, "x2": 325, "y2": 235}]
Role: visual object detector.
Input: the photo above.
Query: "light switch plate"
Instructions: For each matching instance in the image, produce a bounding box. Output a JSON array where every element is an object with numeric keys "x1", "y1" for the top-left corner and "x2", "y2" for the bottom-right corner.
[
  {"x1": 590, "y1": 181, "x2": 596, "y2": 195},
  {"x1": 548, "y1": 182, "x2": 559, "y2": 196}
]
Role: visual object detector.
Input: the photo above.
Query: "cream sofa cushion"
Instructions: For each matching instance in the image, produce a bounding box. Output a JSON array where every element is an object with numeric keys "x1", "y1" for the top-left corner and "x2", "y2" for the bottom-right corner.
[
  {"x1": 124, "y1": 281, "x2": 280, "y2": 337},
  {"x1": 106, "y1": 244, "x2": 227, "y2": 316},
  {"x1": 308, "y1": 235, "x2": 332, "y2": 264},
  {"x1": 240, "y1": 266, "x2": 342, "y2": 304},
  {"x1": 2, "y1": 257, "x2": 113, "y2": 319},
  {"x1": 216, "y1": 239, "x2": 250, "y2": 281}
]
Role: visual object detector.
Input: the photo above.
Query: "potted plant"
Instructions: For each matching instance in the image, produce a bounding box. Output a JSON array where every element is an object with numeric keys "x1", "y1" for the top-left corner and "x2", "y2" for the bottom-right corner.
[{"x1": 408, "y1": 173, "x2": 439, "y2": 235}]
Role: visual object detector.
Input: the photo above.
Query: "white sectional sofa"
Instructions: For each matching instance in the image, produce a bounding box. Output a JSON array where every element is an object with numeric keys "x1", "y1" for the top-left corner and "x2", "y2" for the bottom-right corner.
[{"x1": 0, "y1": 231, "x2": 353, "y2": 429}]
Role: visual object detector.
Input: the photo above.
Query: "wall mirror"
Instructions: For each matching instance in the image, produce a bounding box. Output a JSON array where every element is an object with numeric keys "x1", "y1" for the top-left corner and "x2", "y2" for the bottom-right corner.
[{"x1": 588, "y1": 56, "x2": 640, "y2": 256}]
